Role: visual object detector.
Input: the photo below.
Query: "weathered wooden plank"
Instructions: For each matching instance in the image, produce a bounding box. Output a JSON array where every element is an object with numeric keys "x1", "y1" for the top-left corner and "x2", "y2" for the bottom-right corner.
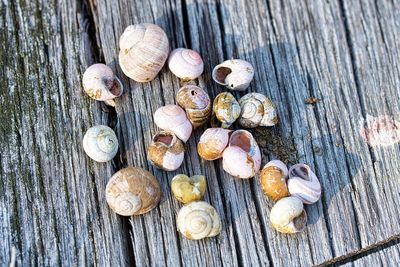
[
  {"x1": 0, "y1": 0, "x2": 131, "y2": 265},
  {"x1": 342, "y1": 244, "x2": 400, "y2": 267}
]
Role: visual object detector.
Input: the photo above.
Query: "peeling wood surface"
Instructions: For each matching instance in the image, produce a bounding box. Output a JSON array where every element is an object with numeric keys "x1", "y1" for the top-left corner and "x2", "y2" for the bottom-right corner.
[{"x1": 1, "y1": 0, "x2": 400, "y2": 266}]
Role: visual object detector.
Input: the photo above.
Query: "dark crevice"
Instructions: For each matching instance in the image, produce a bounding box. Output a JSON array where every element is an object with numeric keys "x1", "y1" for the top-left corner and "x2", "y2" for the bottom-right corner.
[
  {"x1": 215, "y1": 2, "x2": 228, "y2": 59},
  {"x1": 80, "y1": 0, "x2": 134, "y2": 266},
  {"x1": 315, "y1": 234, "x2": 400, "y2": 267},
  {"x1": 180, "y1": 0, "x2": 192, "y2": 48}
]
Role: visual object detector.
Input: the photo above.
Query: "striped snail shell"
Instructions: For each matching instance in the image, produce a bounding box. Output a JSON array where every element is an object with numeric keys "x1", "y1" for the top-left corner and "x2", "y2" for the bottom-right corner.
[
  {"x1": 211, "y1": 92, "x2": 241, "y2": 128},
  {"x1": 287, "y1": 164, "x2": 321, "y2": 204},
  {"x1": 119, "y1": 23, "x2": 169, "y2": 82},
  {"x1": 176, "y1": 85, "x2": 211, "y2": 128}
]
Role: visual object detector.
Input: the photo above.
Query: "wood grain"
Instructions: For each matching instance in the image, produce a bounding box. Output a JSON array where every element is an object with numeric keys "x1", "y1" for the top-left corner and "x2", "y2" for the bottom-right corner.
[{"x1": 1, "y1": 0, "x2": 400, "y2": 266}]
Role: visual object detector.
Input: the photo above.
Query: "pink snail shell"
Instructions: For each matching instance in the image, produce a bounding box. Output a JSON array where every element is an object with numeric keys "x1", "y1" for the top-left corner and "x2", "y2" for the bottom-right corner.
[
  {"x1": 287, "y1": 164, "x2": 321, "y2": 204},
  {"x1": 168, "y1": 48, "x2": 204, "y2": 80},
  {"x1": 154, "y1": 105, "x2": 193, "y2": 142}
]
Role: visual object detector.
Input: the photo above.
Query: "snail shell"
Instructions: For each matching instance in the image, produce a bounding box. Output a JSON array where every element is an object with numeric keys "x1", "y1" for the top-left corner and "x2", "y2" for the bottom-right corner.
[
  {"x1": 119, "y1": 23, "x2": 169, "y2": 82},
  {"x1": 168, "y1": 48, "x2": 204, "y2": 80},
  {"x1": 197, "y1": 128, "x2": 232, "y2": 161},
  {"x1": 212, "y1": 59, "x2": 254, "y2": 91},
  {"x1": 211, "y1": 92, "x2": 241, "y2": 128},
  {"x1": 176, "y1": 201, "x2": 221, "y2": 240},
  {"x1": 147, "y1": 131, "x2": 185, "y2": 171},
  {"x1": 176, "y1": 85, "x2": 211, "y2": 128},
  {"x1": 171, "y1": 174, "x2": 206, "y2": 204},
  {"x1": 82, "y1": 125, "x2": 118, "y2": 162},
  {"x1": 270, "y1": 196, "x2": 307, "y2": 234},
  {"x1": 106, "y1": 167, "x2": 161, "y2": 216},
  {"x1": 222, "y1": 130, "x2": 261, "y2": 179},
  {"x1": 260, "y1": 160, "x2": 290, "y2": 201},
  {"x1": 288, "y1": 164, "x2": 321, "y2": 204},
  {"x1": 154, "y1": 105, "x2": 193, "y2": 142},
  {"x1": 82, "y1": 64, "x2": 123, "y2": 107},
  {"x1": 238, "y1": 93, "x2": 278, "y2": 128}
]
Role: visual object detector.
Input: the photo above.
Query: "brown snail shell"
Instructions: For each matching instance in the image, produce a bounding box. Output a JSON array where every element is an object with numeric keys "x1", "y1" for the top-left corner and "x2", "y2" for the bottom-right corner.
[
  {"x1": 260, "y1": 160, "x2": 289, "y2": 201},
  {"x1": 105, "y1": 167, "x2": 161, "y2": 216},
  {"x1": 119, "y1": 23, "x2": 169, "y2": 82},
  {"x1": 147, "y1": 131, "x2": 185, "y2": 171},
  {"x1": 176, "y1": 85, "x2": 211, "y2": 128},
  {"x1": 211, "y1": 92, "x2": 241, "y2": 128}
]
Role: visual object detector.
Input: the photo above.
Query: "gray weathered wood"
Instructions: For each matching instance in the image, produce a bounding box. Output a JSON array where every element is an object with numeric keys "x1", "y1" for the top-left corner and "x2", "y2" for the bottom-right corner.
[
  {"x1": 0, "y1": 0, "x2": 131, "y2": 265},
  {"x1": 1, "y1": 0, "x2": 400, "y2": 266}
]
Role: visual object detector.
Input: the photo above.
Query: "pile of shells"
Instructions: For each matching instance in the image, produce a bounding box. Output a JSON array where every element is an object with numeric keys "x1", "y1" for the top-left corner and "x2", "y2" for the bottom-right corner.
[
  {"x1": 260, "y1": 160, "x2": 321, "y2": 233},
  {"x1": 80, "y1": 22, "x2": 322, "y2": 240}
]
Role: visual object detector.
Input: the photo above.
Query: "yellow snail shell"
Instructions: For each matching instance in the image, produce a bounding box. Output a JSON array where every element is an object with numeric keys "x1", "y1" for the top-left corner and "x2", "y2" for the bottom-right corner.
[
  {"x1": 168, "y1": 48, "x2": 204, "y2": 80},
  {"x1": 270, "y1": 196, "x2": 307, "y2": 234},
  {"x1": 171, "y1": 174, "x2": 206, "y2": 204},
  {"x1": 147, "y1": 131, "x2": 185, "y2": 171},
  {"x1": 212, "y1": 59, "x2": 254, "y2": 91},
  {"x1": 222, "y1": 130, "x2": 261, "y2": 179},
  {"x1": 211, "y1": 92, "x2": 241, "y2": 128},
  {"x1": 238, "y1": 93, "x2": 278, "y2": 128},
  {"x1": 176, "y1": 85, "x2": 211, "y2": 128},
  {"x1": 197, "y1": 128, "x2": 232, "y2": 160},
  {"x1": 82, "y1": 63, "x2": 123, "y2": 106},
  {"x1": 260, "y1": 160, "x2": 290, "y2": 201},
  {"x1": 82, "y1": 125, "x2": 118, "y2": 162},
  {"x1": 176, "y1": 201, "x2": 221, "y2": 240},
  {"x1": 288, "y1": 164, "x2": 322, "y2": 204},
  {"x1": 105, "y1": 167, "x2": 161, "y2": 216},
  {"x1": 154, "y1": 105, "x2": 193, "y2": 142},
  {"x1": 119, "y1": 23, "x2": 169, "y2": 82}
]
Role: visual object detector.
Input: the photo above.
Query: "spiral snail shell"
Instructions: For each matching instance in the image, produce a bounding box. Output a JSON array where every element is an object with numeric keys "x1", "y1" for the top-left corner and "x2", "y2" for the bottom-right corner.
[
  {"x1": 270, "y1": 196, "x2": 307, "y2": 234},
  {"x1": 197, "y1": 128, "x2": 232, "y2": 161},
  {"x1": 171, "y1": 174, "x2": 206, "y2": 204},
  {"x1": 212, "y1": 59, "x2": 254, "y2": 91},
  {"x1": 176, "y1": 201, "x2": 221, "y2": 240},
  {"x1": 260, "y1": 160, "x2": 290, "y2": 201},
  {"x1": 222, "y1": 130, "x2": 261, "y2": 179},
  {"x1": 168, "y1": 48, "x2": 204, "y2": 80},
  {"x1": 106, "y1": 167, "x2": 161, "y2": 216},
  {"x1": 82, "y1": 63, "x2": 123, "y2": 106},
  {"x1": 154, "y1": 105, "x2": 193, "y2": 142},
  {"x1": 238, "y1": 93, "x2": 278, "y2": 128},
  {"x1": 287, "y1": 164, "x2": 321, "y2": 204},
  {"x1": 119, "y1": 23, "x2": 169, "y2": 82},
  {"x1": 147, "y1": 131, "x2": 185, "y2": 171},
  {"x1": 82, "y1": 125, "x2": 118, "y2": 162},
  {"x1": 211, "y1": 92, "x2": 241, "y2": 128},
  {"x1": 176, "y1": 85, "x2": 211, "y2": 128}
]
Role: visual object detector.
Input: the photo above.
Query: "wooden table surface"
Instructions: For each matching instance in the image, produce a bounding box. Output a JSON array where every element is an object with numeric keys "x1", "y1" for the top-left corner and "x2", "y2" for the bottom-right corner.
[{"x1": 1, "y1": 0, "x2": 400, "y2": 266}]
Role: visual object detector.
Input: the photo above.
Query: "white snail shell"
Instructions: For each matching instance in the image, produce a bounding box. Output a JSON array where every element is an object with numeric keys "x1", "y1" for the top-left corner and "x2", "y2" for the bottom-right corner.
[
  {"x1": 106, "y1": 167, "x2": 161, "y2": 216},
  {"x1": 176, "y1": 85, "x2": 211, "y2": 128},
  {"x1": 270, "y1": 196, "x2": 307, "y2": 234},
  {"x1": 82, "y1": 125, "x2": 118, "y2": 162},
  {"x1": 211, "y1": 92, "x2": 241, "y2": 128},
  {"x1": 82, "y1": 64, "x2": 123, "y2": 106},
  {"x1": 197, "y1": 128, "x2": 232, "y2": 161},
  {"x1": 287, "y1": 164, "x2": 321, "y2": 204},
  {"x1": 168, "y1": 48, "x2": 204, "y2": 80},
  {"x1": 212, "y1": 59, "x2": 254, "y2": 91},
  {"x1": 176, "y1": 201, "x2": 221, "y2": 240},
  {"x1": 147, "y1": 131, "x2": 185, "y2": 171},
  {"x1": 119, "y1": 23, "x2": 169, "y2": 82},
  {"x1": 154, "y1": 105, "x2": 193, "y2": 142},
  {"x1": 238, "y1": 93, "x2": 278, "y2": 128},
  {"x1": 222, "y1": 130, "x2": 261, "y2": 179}
]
